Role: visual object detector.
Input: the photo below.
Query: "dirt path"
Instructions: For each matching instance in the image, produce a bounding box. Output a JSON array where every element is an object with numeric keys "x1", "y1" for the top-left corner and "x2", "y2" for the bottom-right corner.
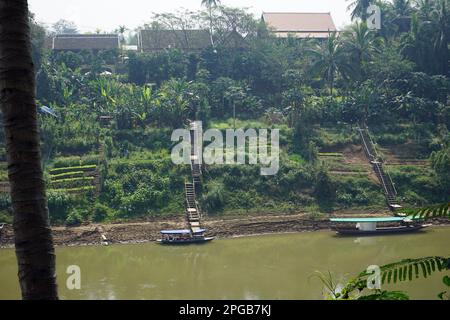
[{"x1": 0, "y1": 213, "x2": 341, "y2": 247}]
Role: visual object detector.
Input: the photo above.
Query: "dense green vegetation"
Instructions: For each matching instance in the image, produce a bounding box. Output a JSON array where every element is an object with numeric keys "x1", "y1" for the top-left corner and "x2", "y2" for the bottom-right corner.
[{"x1": 0, "y1": 1, "x2": 448, "y2": 225}]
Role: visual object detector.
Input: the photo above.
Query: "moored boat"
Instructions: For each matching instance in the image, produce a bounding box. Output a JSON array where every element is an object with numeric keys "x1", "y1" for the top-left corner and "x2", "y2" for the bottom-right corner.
[
  {"x1": 157, "y1": 229, "x2": 214, "y2": 245},
  {"x1": 330, "y1": 217, "x2": 429, "y2": 236}
]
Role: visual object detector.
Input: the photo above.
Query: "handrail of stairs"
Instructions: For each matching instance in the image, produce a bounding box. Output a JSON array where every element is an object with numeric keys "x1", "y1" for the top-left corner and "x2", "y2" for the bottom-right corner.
[
  {"x1": 358, "y1": 126, "x2": 374, "y2": 160},
  {"x1": 363, "y1": 125, "x2": 398, "y2": 198},
  {"x1": 384, "y1": 168, "x2": 397, "y2": 196},
  {"x1": 373, "y1": 162, "x2": 390, "y2": 196}
]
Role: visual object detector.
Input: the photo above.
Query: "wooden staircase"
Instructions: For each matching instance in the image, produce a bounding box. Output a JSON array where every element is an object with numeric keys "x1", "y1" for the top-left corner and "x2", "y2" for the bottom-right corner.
[
  {"x1": 358, "y1": 124, "x2": 401, "y2": 211},
  {"x1": 189, "y1": 121, "x2": 202, "y2": 185},
  {"x1": 185, "y1": 120, "x2": 203, "y2": 232},
  {"x1": 185, "y1": 181, "x2": 201, "y2": 230}
]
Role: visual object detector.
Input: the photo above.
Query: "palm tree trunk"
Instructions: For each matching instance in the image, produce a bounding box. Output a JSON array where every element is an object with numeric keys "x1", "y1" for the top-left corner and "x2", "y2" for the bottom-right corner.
[
  {"x1": 330, "y1": 75, "x2": 334, "y2": 96},
  {"x1": 0, "y1": 0, "x2": 58, "y2": 300},
  {"x1": 209, "y1": 6, "x2": 214, "y2": 47}
]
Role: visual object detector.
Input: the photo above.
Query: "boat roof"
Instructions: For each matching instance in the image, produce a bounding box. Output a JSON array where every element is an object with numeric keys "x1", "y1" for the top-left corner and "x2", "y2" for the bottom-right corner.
[
  {"x1": 330, "y1": 217, "x2": 406, "y2": 223},
  {"x1": 160, "y1": 229, "x2": 206, "y2": 235}
]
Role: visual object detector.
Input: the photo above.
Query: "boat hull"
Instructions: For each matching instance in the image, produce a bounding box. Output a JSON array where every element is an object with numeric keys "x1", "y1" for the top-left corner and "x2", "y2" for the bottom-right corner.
[
  {"x1": 334, "y1": 225, "x2": 427, "y2": 236},
  {"x1": 157, "y1": 237, "x2": 215, "y2": 245}
]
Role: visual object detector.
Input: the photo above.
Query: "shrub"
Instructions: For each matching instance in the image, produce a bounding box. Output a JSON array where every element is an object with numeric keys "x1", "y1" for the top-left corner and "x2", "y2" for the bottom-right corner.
[
  {"x1": 92, "y1": 202, "x2": 111, "y2": 222},
  {"x1": 66, "y1": 207, "x2": 89, "y2": 226},
  {"x1": 0, "y1": 211, "x2": 12, "y2": 224},
  {"x1": 201, "y1": 181, "x2": 225, "y2": 213},
  {"x1": 0, "y1": 193, "x2": 11, "y2": 211},
  {"x1": 47, "y1": 190, "x2": 73, "y2": 223},
  {"x1": 314, "y1": 166, "x2": 336, "y2": 205}
]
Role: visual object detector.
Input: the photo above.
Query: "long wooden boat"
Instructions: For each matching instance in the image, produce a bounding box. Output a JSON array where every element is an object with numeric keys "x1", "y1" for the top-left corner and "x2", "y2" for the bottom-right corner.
[
  {"x1": 330, "y1": 217, "x2": 429, "y2": 236},
  {"x1": 157, "y1": 229, "x2": 214, "y2": 245}
]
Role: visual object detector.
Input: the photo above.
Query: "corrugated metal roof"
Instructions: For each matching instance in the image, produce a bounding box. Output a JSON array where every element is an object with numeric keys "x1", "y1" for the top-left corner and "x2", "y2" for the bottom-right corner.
[
  {"x1": 53, "y1": 34, "x2": 119, "y2": 51},
  {"x1": 262, "y1": 12, "x2": 337, "y2": 35}
]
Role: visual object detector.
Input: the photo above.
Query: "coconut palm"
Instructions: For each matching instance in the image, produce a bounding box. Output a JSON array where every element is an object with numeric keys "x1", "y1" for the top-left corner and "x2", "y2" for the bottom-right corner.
[
  {"x1": 343, "y1": 22, "x2": 380, "y2": 79},
  {"x1": 401, "y1": 0, "x2": 449, "y2": 75},
  {"x1": 392, "y1": 0, "x2": 414, "y2": 16},
  {"x1": 0, "y1": 0, "x2": 58, "y2": 299},
  {"x1": 118, "y1": 25, "x2": 128, "y2": 46},
  {"x1": 432, "y1": 0, "x2": 450, "y2": 76},
  {"x1": 308, "y1": 33, "x2": 355, "y2": 96},
  {"x1": 347, "y1": 0, "x2": 375, "y2": 21},
  {"x1": 400, "y1": 14, "x2": 422, "y2": 63},
  {"x1": 415, "y1": 0, "x2": 435, "y2": 20},
  {"x1": 201, "y1": 0, "x2": 220, "y2": 47}
]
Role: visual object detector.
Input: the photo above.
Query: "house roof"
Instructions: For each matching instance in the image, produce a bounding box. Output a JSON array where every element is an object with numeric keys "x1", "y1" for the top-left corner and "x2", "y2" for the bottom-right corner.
[
  {"x1": 219, "y1": 30, "x2": 249, "y2": 48},
  {"x1": 138, "y1": 29, "x2": 212, "y2": 52},
  {"x1": 53, "y1": 34, "x2": 120, "y2": 51},
  {"x1": 262, "y1": 12, "x2": 337, "y2": 38}
]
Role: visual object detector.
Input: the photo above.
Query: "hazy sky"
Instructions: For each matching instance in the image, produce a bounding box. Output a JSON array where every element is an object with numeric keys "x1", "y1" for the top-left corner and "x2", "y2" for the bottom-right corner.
[{"x1": 28, "y1": 0, "x2": 353, "y2": 33}]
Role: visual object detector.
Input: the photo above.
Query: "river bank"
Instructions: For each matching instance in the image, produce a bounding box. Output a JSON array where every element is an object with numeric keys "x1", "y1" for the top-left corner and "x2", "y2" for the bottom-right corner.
[{"x1": 1, "y1": 213, "x2": 448, "y2": 248}]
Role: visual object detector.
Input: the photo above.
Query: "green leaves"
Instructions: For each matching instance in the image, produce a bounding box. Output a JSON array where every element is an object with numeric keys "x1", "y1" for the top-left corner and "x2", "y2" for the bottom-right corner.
[
  {"x1": 344, "y1": 256, "x2": 450, "y2": 296},
  {"x1": 438, "y1": 275, "x2": 450, "y2": 300},
  {"x1": 410, "y1": 202, "x2": 450, "y2": 219},
  {"x1": 357, "y1": 290, "x2": 409, "y2": 300},
  {"x1": 443, "y1": 275, "x2": 450, "y2": 287}
]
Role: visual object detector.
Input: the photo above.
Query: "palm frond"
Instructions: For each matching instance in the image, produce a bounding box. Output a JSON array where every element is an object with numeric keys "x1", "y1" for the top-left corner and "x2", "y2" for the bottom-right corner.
[
  {"x1": 410, "y1": 202, "x2": 450, "y2": 219},
  {"x1": 357, "y1": 290, "x2": 410, "y2": 300},
  {"x1": 343, "y1": 256, "x2": 450, "y2": 295}
]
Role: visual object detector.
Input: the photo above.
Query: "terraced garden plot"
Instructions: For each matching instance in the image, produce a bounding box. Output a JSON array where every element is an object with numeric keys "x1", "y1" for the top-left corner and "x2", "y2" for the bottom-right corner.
[
  {"x1": 318, "y1": 152, "x2": 369, "y2": 176},
  {"x1": 378, "y1": 143, "x2": 430, "y2": 166},
  {"x1": 48, "y1": 164, "x2": 99, "y2": 195}
]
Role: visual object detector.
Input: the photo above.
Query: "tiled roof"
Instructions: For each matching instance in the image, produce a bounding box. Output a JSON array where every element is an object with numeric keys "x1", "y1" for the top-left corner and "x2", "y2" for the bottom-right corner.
[{"x1": 262, "y1": 12, "x2": 337, "y2": 38}]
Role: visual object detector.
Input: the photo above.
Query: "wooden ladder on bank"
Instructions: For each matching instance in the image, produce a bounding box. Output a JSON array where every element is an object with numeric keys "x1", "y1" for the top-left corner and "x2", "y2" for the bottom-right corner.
[
  {"x1": 358, "y1": 123, "x2": 401, "y2": 211},
  {"x1": 185, "y1": 120, "x2": 203, "y2": 232}
]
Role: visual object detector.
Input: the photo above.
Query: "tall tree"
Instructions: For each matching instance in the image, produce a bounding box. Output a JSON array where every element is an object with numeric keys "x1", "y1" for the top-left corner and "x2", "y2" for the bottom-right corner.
[
  {"x1": 308, "y1": 33, "x2": 354, "y2": 96},
  {"x1": 201, "y1": 0, "x2": 220, "y2": 47},
  {"x1": 415, "y1": 0, "x2": 435, "y2": 20},
  {"x1": 29, "y1": 12, "x2": 46, "y2": 71},
  {"x1": 343, "y1": 22, "x2": 379, "y2": 79},
  {"x1": 0, "y1": 0, "x2": 58, "y2": 299},
  {"x1": 117, "y1": 25, "x2": 128, "y2": 45},
  {"x1": 432, "y1": 0, "x2": 450, "y2": 76},
  {"x1": 392, "y1": 0, "x2": 413, "y2": 16},
  {"x1": 347, "y1": 0, "x2": 374, "y2": 21},
  {"x1": 401, "y1": 0, "x2": 449, "y2": 75},
  {"x1": 52, "y1": 19, "x2": 78, "y2": 35}
]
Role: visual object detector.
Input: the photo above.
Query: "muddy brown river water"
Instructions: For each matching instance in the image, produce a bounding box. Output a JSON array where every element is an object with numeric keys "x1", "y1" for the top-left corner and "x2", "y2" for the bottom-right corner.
[{"x1": 0, "y1": 227, "x2": 449, "y2": 300}]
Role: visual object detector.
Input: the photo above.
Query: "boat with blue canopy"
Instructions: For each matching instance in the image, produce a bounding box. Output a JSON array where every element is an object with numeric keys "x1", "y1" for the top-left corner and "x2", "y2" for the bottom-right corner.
[
  {"x1": 329, "y1": 216, "x2": 429, "y2": 236},
  {"x1": 157, "y1": 228, "x2": 214, "y2": 245}
]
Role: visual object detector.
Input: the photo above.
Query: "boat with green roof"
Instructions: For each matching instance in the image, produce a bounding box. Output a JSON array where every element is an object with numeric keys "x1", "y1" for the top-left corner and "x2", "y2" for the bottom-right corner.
[{"x1": 329, "y1": 216, "x2": 430, "y2": 236}]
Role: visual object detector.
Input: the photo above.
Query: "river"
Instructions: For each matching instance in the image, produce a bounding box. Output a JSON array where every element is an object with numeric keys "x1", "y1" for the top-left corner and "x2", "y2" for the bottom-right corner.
[{"x1": 0, "y1": 227, "x2": 449, "y2": 300}]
